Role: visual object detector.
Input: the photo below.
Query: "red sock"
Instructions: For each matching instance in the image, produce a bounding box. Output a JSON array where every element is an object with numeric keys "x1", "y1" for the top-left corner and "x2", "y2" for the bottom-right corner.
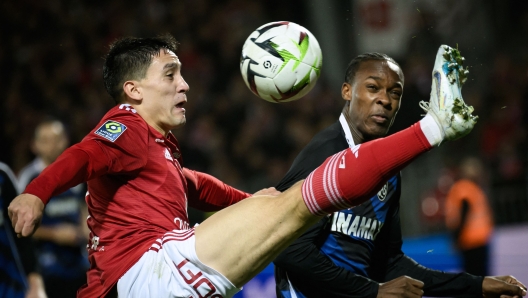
[{"x1": 302, "y1": 122, "x2": 432, "y2": 216}]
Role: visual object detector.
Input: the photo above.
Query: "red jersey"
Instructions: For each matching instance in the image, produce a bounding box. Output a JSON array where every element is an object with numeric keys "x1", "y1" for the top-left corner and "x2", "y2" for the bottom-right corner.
[{"x1": 24, "y1": 104, "x2": 250, "y2": 297}]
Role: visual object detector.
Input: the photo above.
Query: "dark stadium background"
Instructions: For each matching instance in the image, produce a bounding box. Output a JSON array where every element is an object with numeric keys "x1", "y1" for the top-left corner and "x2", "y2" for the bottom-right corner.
[{"x1": 1, "y1": 0, "x2": 526, "y2": 297}]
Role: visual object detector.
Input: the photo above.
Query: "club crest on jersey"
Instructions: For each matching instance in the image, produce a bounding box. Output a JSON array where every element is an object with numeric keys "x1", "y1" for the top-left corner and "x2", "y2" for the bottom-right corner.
[
  {"x1": 377, "y1": 182, "x2": 388, "y2": 201},
  {"x1": 164, "y1": 148, "x2": 174, "y2": 161},
  {"x1": 95, "y1": 120, "x2": 127, "y2": 142}
]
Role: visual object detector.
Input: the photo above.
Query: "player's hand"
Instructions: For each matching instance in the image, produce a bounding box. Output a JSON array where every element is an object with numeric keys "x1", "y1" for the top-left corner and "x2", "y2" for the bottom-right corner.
[
  {"x1": 252, "y1": 187, "x2": 281, "y2": 197},
  {"x1": 8, "y1": 194, "x2": 44, "y2": 237},
  {"x1": 25, "y1": 272, "x2": 47, "y2": 298},
  {"x1": 377, "y1": 276, "x2": 424, "y2": 298},
  {"x1": 483, "y1": 276, "x2": 527, "y2": 298}
]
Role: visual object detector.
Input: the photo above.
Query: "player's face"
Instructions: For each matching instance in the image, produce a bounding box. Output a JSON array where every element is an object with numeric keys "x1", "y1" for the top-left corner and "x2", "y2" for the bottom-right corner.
[
  {"x1": 136, "y1": 49, "x2": 189, "y2": 135},
  {"x1": 33, "y1": 122, "x2": 68, "y2": 164},
  {"x1": 342, "y1": 59, "x2": 403, "y2": 141}
]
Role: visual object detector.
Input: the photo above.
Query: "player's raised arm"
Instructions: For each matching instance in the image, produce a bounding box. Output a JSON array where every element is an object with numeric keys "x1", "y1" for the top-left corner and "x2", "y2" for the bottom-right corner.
[
  {"x1": 9, "y1": 113, "x2": 149, "y2": 238},
  {"x1": 8, "y1": 143, "x2": 105, "y2": 237}
]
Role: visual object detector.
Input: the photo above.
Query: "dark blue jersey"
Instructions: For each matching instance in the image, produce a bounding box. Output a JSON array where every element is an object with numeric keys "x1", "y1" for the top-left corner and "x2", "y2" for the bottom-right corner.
[
  {"x1": 18, "y1": 159, "x2": 89, "y2": 280},
  {"x1": 322, "y1": 175, "x2": 399, "y2": 277},
  {"x1": 273, "y1": 118, "x2": 483, "y2": 298},
  {"x1": 0, "y1": 162, "x2": 38, "y2": 298}
]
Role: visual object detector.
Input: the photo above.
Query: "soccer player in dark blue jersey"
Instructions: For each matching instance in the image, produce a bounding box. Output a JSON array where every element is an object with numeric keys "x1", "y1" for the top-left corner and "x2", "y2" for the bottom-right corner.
[
  {"x1": 0, "y1": 162, "x2": 46, "y2": 298},
  {"x1": 17, "y1": 119, "x2": 89, "y2": 298},
  {"x1": 273, "y1": 52, "x2": 526, "y2": 298}
]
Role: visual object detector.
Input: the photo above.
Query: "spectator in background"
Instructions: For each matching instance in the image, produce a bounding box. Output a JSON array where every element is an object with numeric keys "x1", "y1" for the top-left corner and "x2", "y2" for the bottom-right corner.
[
  {"x1": 17, "y1": 119, "x2": 89, "y2": 298},
  {"x1": 0, "y1": 161, "x2": 47, "y2": 298},
  {"x1": 445, "y1": 156, "x2": 493, "y2": 276}
]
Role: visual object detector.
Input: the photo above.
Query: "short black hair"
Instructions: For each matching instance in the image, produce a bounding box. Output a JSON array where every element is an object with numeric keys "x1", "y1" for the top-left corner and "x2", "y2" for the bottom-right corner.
[
  {"x1": 343, "y1": 52, "x2": 403, "y2": 84},
  {"x1": 103, "y1": 34, "x2": 179, "y2": 103}
]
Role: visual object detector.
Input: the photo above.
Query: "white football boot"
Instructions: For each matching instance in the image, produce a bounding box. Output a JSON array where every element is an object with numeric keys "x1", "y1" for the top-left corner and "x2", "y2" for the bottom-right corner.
[{"x1": 420, "y1": 44, "x2": 478, "y2": 141}]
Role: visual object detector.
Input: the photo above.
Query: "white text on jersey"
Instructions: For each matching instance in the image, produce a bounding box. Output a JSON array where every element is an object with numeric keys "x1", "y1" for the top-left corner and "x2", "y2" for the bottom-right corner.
[{"x1": 331, "y1": 212, "x2": 384, "y2": 240}]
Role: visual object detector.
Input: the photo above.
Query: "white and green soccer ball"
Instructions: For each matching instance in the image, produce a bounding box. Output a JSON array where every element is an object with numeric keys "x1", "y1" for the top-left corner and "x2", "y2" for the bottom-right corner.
[{"x1": 240, "y1": 21, "x2": 323, "y2": 103}]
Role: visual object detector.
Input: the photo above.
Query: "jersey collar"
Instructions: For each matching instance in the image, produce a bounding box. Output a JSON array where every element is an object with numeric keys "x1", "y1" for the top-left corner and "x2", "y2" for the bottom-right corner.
[{"x1": 339, "y1": 113, "x2": 356, "y2": 148}]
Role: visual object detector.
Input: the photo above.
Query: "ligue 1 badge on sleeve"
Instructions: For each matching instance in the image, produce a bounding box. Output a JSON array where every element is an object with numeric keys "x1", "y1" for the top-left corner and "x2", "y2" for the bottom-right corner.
[{"x1": 95, "y1": 120, "x2": 127, "y2": 142}]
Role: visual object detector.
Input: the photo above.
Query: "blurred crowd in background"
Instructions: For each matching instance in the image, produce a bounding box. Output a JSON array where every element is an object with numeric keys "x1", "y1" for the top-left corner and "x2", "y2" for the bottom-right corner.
[{"x1": 0, "y1": 0, "x2": 527, "y2": 235}]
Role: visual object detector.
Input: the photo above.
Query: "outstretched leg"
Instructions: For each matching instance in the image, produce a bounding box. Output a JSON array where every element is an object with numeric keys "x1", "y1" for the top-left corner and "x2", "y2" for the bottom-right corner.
[
  {"x1": 195, "y1": 120, "x2": 431, "y2": 287},
  {"x1": 194, "y1": 44, "x2": 477, "y2": 290}
]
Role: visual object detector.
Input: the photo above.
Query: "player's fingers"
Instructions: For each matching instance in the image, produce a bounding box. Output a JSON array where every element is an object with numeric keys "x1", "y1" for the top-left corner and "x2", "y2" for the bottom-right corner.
[
  {"x1": 408, "y1": 285, "x2": 424, "y2": 297},
  {"x1": 253, "y1": 187, "x2": 281, "y2": 196},
  {"x1": 13, "y1": 217, "x2": 24, "y2": 236},
  {"x1": 503, "y1": 284, "x2": 527, "y2": 298},
  {"x1": 408, "y1": 277, "x2": 425, "y2": 288},
  {"x1": 7, "y1": 206, "x2": 14, "y2": 220},
  {"x1": 509, "y1": 277, "x2": 527, "y2": 292},
  {"x1": 21, "y1": 220, "x2": 36, "y2": 237},
  {"x1": 8, "y1": 208, "x2": 18, "y2": 228},
  {"x1": 499, "y1": 276, "x2": 526, "y2": 290},
  {"x1": 400, "y1": 276, "x2": 424, "y2": 297}
]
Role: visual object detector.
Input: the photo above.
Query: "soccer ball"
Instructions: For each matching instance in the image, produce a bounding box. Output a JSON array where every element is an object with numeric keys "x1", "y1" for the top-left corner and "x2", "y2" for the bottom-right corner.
[{"x1": 240, "y1": 21, "x2": 323, "y2": 103}]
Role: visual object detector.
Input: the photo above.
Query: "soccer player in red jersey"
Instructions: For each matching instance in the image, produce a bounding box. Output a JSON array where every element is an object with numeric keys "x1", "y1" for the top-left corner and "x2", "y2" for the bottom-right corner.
[{"x1": 8, "y1": 35, "x2": 484, "y2": 298}]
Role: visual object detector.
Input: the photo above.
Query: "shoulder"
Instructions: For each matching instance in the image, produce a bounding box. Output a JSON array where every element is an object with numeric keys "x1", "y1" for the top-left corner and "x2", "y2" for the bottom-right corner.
[
  {"x1": 18, "y1": 159, "x2": 42, "y2": 177},
  {"x1": 99, "y1": 104, "x2": 146, "y2": 128},
  {"x1": 313, "y1": 121, "x2": 345, "y2": 143},
  {"x1": 446, "y1": 179, "x2": 481, "y2": 201},
  {"x1": 87, "y1": 104, "x2": 148, "y2": 143},
  {"x1": 303, "y1": 121, "x2": 347, "y2": 153},
  {"x1": 451, "y1": 179, "x2": 477, "y2": 191},
  {"x1": 0, "y1": 162, "x2": 15, "y2": 180},
  {"x1": 290, "y1": 121, "x2": 347, "y2": 167},
  {"x1": 0, "y1": 162, "x2": 18, "y2": 190}
]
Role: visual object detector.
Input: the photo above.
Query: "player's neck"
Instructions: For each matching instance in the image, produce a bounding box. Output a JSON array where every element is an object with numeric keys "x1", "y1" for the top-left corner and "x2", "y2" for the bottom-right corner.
[{"x1": 349, "y1": 126, "x2": 379, "y2": 145}]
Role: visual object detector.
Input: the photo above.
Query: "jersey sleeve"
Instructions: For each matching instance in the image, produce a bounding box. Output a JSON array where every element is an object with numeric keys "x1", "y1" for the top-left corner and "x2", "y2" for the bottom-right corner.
[
  {"x1": 84, "y1": 111, "x2": 149, "y2": 174},
  {"x1": 378, "y1": 177, "x2": 483, "y2": 297},
  {"x1": 183, "y1": 168, "x2": 251, "y2": 212},
  {"x1": 24, "y1": 112, "x2": 148, "y2": 204},
  {"x1": 384, "y1": 255, "x2": 483, "y2": 297}
]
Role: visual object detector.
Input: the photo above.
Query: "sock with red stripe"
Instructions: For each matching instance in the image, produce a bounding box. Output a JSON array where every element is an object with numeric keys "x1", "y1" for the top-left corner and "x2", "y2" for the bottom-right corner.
[{"x1": 302, "y1": 122, "x2": 433, "y2": 216}]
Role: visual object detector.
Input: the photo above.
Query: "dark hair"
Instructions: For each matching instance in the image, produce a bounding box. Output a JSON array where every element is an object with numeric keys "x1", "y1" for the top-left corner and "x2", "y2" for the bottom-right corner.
[
  {"x1": 103, "y1": 34, "x2": 179, "y2": 103},
  {"x1": 343, "y1": 52, "x2": 403, "y2": 84}
]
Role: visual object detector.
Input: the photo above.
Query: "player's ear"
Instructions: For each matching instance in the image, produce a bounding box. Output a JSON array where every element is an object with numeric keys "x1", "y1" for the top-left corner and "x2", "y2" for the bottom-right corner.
[
  {"x1": 341, "y1": 82, "x2": 352, "y2": 101},
  {"x1": 123, "y1": 80, "x2": 142, "y2": 101}
]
